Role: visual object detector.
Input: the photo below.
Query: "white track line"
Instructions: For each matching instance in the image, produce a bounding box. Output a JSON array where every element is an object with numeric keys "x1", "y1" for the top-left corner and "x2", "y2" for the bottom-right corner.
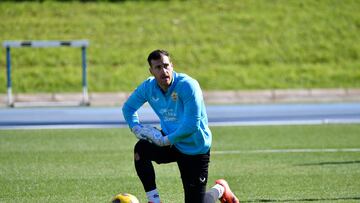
[
  {"x1": 213, "y1": 148, "x2": 360, "y2": 154},
  {"x1": 2, "y1": 119, "x2": 360, "y2": 130},
  {"x1": 209, "y1": 119, "x2": 360, "y2": 127}
]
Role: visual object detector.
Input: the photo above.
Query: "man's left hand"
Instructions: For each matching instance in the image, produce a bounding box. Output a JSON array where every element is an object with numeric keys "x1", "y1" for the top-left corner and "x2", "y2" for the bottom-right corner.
[{"x1": 142, "y1": 125, "x2": 171, "y2": 147}]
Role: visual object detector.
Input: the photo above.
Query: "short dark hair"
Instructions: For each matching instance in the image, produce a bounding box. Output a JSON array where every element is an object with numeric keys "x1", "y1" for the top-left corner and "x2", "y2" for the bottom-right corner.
[{"x1": 147, "y1": 49, "x2": 170, "y2": 67}]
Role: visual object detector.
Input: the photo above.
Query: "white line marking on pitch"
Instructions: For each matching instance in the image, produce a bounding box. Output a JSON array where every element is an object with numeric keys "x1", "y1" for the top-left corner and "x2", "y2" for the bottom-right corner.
[{"x1": 212, "y1": 148, "x2": 360, "y2": 154}]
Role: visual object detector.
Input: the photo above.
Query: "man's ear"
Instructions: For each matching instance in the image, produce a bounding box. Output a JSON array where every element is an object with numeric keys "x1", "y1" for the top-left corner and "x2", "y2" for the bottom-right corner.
[{"x1": 149, "y1": 67, "x2": 153, "y2": 75}]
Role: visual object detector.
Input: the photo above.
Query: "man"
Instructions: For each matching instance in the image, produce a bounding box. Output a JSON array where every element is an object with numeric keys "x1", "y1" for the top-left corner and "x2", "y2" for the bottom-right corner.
[{"x1": 122, "y1": 49, "x2": 239, "y2": 203}]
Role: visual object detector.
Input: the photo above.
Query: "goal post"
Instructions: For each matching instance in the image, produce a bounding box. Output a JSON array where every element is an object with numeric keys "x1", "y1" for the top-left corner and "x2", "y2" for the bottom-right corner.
[{"x1": 3, "y1": 40, "x2": 90, "y2": 107}]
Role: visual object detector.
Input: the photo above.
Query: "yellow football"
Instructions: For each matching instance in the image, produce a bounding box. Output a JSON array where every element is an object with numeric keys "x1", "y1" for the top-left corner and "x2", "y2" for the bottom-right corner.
[{"x1": 112, "y1": 193, "x2": 139, "y2": 203}]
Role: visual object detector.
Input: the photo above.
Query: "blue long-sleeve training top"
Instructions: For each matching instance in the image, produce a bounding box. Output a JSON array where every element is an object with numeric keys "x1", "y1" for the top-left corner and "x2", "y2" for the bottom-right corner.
[{"x1": 122, "y1": 71, "x2": 212, "y2": 155}]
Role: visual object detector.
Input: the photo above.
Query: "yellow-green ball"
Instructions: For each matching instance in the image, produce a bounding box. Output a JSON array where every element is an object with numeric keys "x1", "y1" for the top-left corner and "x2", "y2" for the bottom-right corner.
[{"x1": 112, "y1": 193, "x2": 139, "y2": 203}]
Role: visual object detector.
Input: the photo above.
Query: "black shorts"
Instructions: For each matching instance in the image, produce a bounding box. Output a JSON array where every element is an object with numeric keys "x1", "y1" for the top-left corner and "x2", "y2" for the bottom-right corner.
[{"x1": 134, "y1": 140, "x2": 210, "y2": 203}]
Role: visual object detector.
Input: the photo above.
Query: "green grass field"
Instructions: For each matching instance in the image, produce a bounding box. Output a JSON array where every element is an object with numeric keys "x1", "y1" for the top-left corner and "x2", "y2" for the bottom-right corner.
[
  {"x1": 1, "y1": 124, "x2": 360, "y2": 202},
  {"x1": 0, "y1": 0, "x2": 359, "y2": 93}
]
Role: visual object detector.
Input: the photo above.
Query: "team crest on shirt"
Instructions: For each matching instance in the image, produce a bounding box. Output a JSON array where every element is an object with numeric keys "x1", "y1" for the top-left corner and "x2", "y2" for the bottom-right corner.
[{"x1": 171, "y1": 92, "x2": 178, "y2": 101}]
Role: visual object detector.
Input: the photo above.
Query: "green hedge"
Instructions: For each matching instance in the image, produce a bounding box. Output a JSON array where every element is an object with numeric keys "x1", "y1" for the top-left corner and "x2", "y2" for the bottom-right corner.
[
  {"x1": 0, "y1": 0, "x2": 158, "y2": 2},
  {"x1": 0, "y1": 0, "x2": 359, "y2": 93}
]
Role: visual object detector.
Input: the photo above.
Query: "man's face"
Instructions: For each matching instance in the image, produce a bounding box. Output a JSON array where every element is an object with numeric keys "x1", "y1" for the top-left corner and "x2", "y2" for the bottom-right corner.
[{"x1": 149, "y1": 55, "x2": 173, "y2": 91}]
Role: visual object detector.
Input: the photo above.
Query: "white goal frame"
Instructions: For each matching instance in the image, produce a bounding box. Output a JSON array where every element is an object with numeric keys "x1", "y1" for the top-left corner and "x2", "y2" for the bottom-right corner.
[{"x1": 3, "y1": 40, "x2": 90, "y2": 107}]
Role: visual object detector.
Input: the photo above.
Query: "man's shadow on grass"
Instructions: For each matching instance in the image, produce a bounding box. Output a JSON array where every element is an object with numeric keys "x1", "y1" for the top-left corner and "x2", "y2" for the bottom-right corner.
[{"x1": 243, "y1": 196, "x2": 360, "y2": 202}]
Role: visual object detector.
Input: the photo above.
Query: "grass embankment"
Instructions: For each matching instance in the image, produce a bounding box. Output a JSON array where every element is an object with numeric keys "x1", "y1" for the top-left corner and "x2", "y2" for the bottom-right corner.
[
  {"x1": 0, "y1": 0, "x2": 359, "y2": 93},
  {"x1": 1, "y1": 124, "x2": 360, "y2": 202}
]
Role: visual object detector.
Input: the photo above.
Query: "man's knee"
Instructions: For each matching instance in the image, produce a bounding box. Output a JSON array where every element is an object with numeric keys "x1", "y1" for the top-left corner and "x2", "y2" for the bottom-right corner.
[
  {"x1": 183, "y1": 176, "x2": 207, "y2": 192},
  {"x1": 134, "y1": 140, "x2": 175, "y2": 164},
  {"x1": 134, "y1": 140, "x2": 150, "y2": 161},
  {"x1": 183, "y1": 178, "x2": 207, "y2": 203}
]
